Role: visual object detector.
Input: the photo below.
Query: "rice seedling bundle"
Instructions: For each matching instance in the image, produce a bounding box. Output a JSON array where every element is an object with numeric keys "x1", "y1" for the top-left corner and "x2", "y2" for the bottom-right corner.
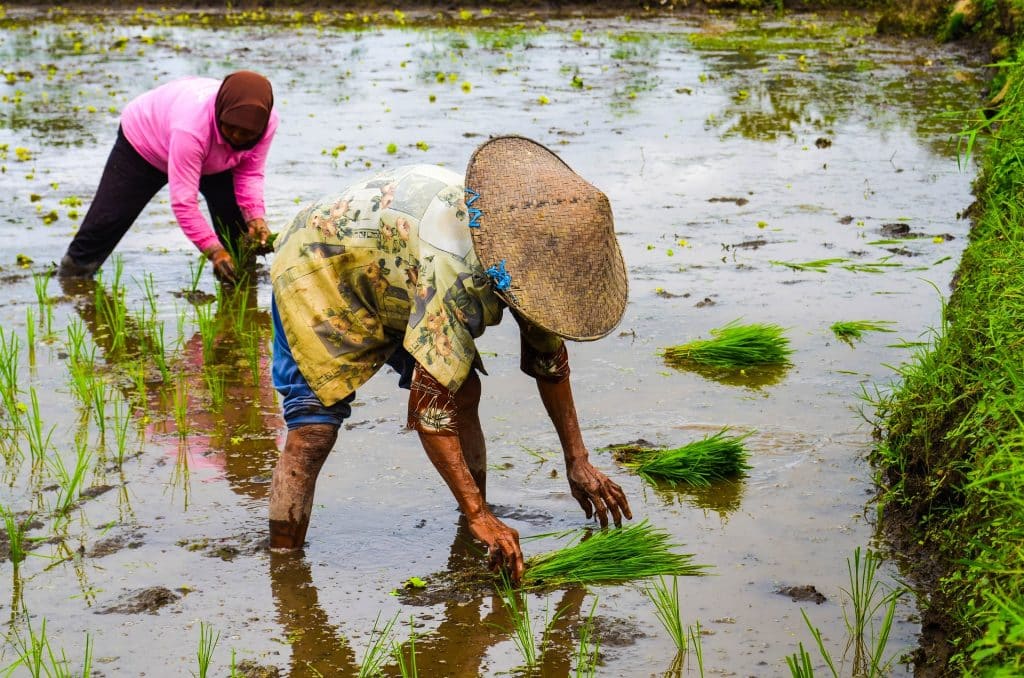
[
  {"x1": 617, "y1": 429, "x2": 752, "y2": 487},
  {"x1": 523, "y1": 519, "x2": 706, "y2": 587},
  {"x1": 829, "y1": 320, "x2": 896, "y2": 345},
  {"x1": 662, "y1": 321, "x2": 792, "y2": 369}
]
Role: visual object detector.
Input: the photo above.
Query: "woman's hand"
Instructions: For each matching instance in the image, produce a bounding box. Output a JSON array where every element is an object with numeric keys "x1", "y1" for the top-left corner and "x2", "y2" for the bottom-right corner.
[
  {"x1": 247, "y1": 218, "x2": 271, "y2": 244},
  {"x1": 566, "y1": 458, "x2": 632, "y2": 528},
  {"x1": 466, "y1": 511, "x2": 524, "y2": 584},
  {"x1": 204, "y1": 245, "x2": 237, "y2": 283}
]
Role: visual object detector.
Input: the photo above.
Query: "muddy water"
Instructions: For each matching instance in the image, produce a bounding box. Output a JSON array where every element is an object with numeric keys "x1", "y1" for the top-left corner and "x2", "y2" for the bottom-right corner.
[{"x1": 0, "y1": 9, "x2": 980, "y2": 677}]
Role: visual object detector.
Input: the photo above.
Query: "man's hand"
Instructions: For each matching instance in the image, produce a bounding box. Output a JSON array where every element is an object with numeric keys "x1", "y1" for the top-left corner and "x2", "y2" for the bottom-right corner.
[
  {"x1": 467, "y1": 511, "x2": 524, "y2": 584},
  {"x1": 567, "y1": 458, "x2": 633, "y2": 528},
  {"x1": 246, "y1": 218, "x2": 271, "y2": 245},
  {"x1": 203, "y1": 245, "x2": 237, "y2": 283}
]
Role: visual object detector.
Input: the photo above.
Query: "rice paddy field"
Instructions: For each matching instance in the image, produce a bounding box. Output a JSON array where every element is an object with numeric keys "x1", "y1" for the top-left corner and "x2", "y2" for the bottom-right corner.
[{"x1": 0, "y1": 5, "x2": 984, "y2": 676}]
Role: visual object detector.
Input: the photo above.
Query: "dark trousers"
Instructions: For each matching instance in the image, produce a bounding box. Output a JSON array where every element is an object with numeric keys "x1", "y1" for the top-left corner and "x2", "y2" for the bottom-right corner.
[{"x1": 62, "y1": 127, "x2": 247, "y2": 276}]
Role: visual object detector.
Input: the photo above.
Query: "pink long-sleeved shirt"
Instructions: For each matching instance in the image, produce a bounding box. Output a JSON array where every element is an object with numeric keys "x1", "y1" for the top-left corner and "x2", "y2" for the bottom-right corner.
[{"x1": 119, "y1": 76, "x2": 279, "y2": 253}]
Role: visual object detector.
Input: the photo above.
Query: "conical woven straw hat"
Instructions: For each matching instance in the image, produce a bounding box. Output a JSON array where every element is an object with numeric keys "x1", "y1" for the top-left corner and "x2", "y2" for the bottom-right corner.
[{"x1": 465, "y1": 136, "x2": 628, "y2": 341}]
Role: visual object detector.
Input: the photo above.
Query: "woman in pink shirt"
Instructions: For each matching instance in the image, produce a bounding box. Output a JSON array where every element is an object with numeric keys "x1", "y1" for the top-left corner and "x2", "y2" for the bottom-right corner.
[{"x1": 58, "y1": 70, "x2": 278, "y2": 283}]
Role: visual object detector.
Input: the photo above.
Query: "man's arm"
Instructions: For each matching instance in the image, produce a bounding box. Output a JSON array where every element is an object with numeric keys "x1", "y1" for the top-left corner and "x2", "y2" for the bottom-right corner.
[
  {"x1": 410, "y1": 366, "x2": 525, "y2": 583},
  {"x1": 518, "y1": 319, "x2": 633, "y2": 528}
]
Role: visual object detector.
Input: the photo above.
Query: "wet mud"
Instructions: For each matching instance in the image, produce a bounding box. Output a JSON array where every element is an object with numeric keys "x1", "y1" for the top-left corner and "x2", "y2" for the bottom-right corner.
[{"x1": 0, "y1": 6, "x2": 982, "y2": 676}]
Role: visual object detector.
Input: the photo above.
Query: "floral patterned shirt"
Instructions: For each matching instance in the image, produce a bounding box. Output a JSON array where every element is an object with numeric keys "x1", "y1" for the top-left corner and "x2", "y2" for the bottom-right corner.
[{"x1": 270, "y1": 165, "x2": 507, "y2": 406}]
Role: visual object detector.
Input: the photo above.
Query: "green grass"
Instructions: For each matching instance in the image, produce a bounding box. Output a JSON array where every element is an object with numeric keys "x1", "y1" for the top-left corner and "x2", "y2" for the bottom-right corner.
[
  {"x1": 662, "y1": 322, "x2": 792, "y2": 369},
  {"x1": 830, "y1": 320, "x2": 897, "y2": 346},
  {"x1": 523, "y1": 520, "x2": 707, "y2": 587},
  {"x1": 870, "y1": 47, "x2": 1024, "y2": 676},
  {"x1": 612, "y1": 430, "x2": 752, "y2": 487}
]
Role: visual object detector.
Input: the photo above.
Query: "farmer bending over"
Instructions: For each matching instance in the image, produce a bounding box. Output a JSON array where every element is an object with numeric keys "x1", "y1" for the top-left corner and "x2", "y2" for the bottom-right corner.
[
  {"x1": 58, "y1": 71, "x2": 278, "y2": 283},
  {"x1": 268, "y1": 136, "x2": 632, "y2": 582}
]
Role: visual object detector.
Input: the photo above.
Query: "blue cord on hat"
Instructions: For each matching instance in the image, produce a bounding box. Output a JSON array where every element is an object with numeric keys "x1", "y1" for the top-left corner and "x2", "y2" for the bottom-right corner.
[
  {"x1": 465, "y1": 188, "x2": 482, "y2": 228},
  {"x1": 485, "y1": 260, "x2": 511, "y2": 291}
]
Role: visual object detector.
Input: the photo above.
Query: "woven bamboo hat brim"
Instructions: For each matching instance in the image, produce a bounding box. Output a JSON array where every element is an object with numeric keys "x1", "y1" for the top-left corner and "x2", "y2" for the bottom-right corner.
[{"x1": 465, "y1": 136, "x2": 628, "y2": 340}]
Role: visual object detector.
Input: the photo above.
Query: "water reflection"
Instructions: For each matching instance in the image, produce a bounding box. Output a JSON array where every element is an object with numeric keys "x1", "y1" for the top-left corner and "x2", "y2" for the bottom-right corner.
[
  {"x1": 58, "y1": 274, "x2": 282, "y2": 503},
  {"x1": 646, "y1": 477, "x2": 746, "y2": 519},
  {"x1": 664, "y1": 360, "x2": 791, "y2": 390},
  {"x1": 268, "y1": 517, "x2": 591, "y2": 677}
]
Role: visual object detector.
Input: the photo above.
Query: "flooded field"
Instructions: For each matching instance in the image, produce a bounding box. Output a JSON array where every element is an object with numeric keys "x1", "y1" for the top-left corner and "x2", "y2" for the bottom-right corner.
[{"x1": 0, "y1": 7, "x2": 982, "y2": 676}]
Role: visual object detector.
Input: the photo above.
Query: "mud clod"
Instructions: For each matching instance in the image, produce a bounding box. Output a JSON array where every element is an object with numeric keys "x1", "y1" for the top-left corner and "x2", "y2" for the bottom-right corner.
[
  {"x1": 97, "y1": 586, "x2": 180, "y2": 615},
  {"x1": 234, "y1": 661, "x2": 282, "y2": 678},
  {"x1": 776, "y1": 584, "x2": 826, "y2": 604},
  {"x1": 87, "y1": 531, "x2": 144, "y2": 558}
]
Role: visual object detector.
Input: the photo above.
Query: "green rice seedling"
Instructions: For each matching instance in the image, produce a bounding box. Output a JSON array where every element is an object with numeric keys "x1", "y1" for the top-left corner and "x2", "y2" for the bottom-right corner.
[
  {"x1": 196, "y1": 621, "x2": 220, "y2": 678},
  {"x1": 188, "y1": 254, "x2": 207, "y2": 293},
  {"x1": 523, "y1": 519, "x2": 707, "y2": 587},
  {"x1": 25, "y1": 306, "x2": 36, "y2": 366},
  {"x1": 32, "y1": 270, "x2": 54, "y2": 338},
  {"x1": 94, "y1": 257, "x2": 129, "y2": 354},
  {"x1": 1, "y1": 503, "x2": 30, "y2": 569},
  {"x1": 4, "y1": 618, "x2": 92, "y2": 677},
  {"x1": 688, "y1": 620, "x2": 705, "y2": 678},
  {"x1": 242, "y1": 329, "x2": 262, "y2": 385},
  {"x1": 140, "y1": 271, "x2": 159, "y2": 322},
  {"x1": 391, "y1": 616, "x2": 418, "y2": 678},
  {"x1": 785, "y1": 642, "x2": 815, "y2": 677},
  {"x1": 149, "y1": 321, "x2": 170, "y2": 382},
  {"x1": 176, "y1": 303, "x2": 188, "y2": 353},
  {"x1": 90, "y1": 379, "x2": 108, "y2": 437},
  {"x1": 111, "y1": 397, "x2": 131, "y2": 467},
  {"x1": 842, "y1": 547, "x2": 901, "y2": 675},
  {"x1": 204, "y1": 367, "x2": 227, "y2": 409},
  {"x1": 194, "y1": 302, "x2": 217, "y2": 363},
  {"x1": 173, "y1": 374, "x2": 189, "y2": 438},
  {"x1": 829, "y1": 320, "x2": 896, "y2": 346},
  {"x1": 0, "y1": 327, "x2": 21, "y2": 417},
  {"x1": 661, "y1": 322, "x2": 792, "y2": 370},
  {"x1": 616, "y1": 429, "x2": 752, "y2": 487},
  {"x1": 794, "y1": 548, "x2": 901, "y2": 678},
  {"x1": 839, "y1": 258, "x2": 902, "y2": 274},
  {"x1": 24, "y1": 387, "x2": 55, "y2": 464},
  {"x1": 496, "y1": 573, "x2": 563, "y2": 669},
  {"x1": 769, "y1": 258, "x2": 848, "y2": 272},
  {"x1": 126, "y1": 358, "x2": 148, "y2": 399},
  {"x1": 66, "y1": 350, "x2": 95, "y2": 408},
  {"x1": 48, "y1": 438, "x2": 91, "y2": 517},
  {"x1": 574, "y1": 598, "x2": 600, "y2": 678},
  {"x1": 357, "y1": 612, "x2": 398, "y2": 678},
  {"x1": 645, "y1": 576, "x2": 685, "y2": 651}
]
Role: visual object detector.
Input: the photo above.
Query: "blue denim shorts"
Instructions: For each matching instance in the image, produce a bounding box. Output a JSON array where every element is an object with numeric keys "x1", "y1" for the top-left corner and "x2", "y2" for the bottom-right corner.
[{"x1": 271, "y1": 296, "x2": 414, "y2": 430}]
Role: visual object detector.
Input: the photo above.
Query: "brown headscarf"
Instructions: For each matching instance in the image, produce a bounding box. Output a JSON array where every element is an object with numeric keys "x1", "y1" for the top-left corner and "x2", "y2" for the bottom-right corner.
[{"x1": 215, "y1": 71, "x2": 274, "y2": 146}]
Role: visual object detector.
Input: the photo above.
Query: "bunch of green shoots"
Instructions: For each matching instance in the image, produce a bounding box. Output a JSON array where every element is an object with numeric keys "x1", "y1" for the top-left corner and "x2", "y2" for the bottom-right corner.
[
  {"x1": 829, "y1": 320, "x2": 896, "y2": 346},
  {"x1": 662, "y1": 322, "x2": 792, "y2": 369},
  {"x1": 614, "y1": 429, "x2": 752, "y2": 487},
  {"x1": 524, "y1": 520, "x2": 706, "y2": 587}
]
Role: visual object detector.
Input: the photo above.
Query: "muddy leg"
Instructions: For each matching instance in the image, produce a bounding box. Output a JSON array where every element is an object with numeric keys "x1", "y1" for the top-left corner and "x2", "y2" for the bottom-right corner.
[
  {"x1": 456, "y1": 371, "x2": 486, "y2": 500},
  {"x1": 268, "y1": 423, "x2": 338, "y2": 549}
]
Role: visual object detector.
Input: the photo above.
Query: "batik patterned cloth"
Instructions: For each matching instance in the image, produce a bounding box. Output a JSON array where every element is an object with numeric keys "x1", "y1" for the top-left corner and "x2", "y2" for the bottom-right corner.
[{"x1": 270, "y1": 164, "x2": 508, "y2": 406}]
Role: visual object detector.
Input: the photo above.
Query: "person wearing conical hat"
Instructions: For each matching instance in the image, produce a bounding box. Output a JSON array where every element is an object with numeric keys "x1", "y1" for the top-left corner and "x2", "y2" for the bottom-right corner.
[
  {"x1": 268, "y1": 136, "x2": 631, "y2": 582},
  {"x1": 57, "y1": 71, "x2": 278, "y2": 283}
]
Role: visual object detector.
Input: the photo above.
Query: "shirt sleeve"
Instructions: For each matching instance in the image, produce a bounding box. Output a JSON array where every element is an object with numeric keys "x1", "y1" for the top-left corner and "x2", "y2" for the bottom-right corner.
[
  {"x1": 231, "y1": 112, "x2": 278, "y2": 223},
  {"x1": 167, "y1": 128, "x2": 220, "y2": 253}
]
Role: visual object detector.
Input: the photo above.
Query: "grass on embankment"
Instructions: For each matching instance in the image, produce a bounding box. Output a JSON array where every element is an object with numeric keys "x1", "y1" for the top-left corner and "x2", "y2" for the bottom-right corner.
[{"x1": 871, "y1": 49, "x2": 1024, "y2": 675}]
